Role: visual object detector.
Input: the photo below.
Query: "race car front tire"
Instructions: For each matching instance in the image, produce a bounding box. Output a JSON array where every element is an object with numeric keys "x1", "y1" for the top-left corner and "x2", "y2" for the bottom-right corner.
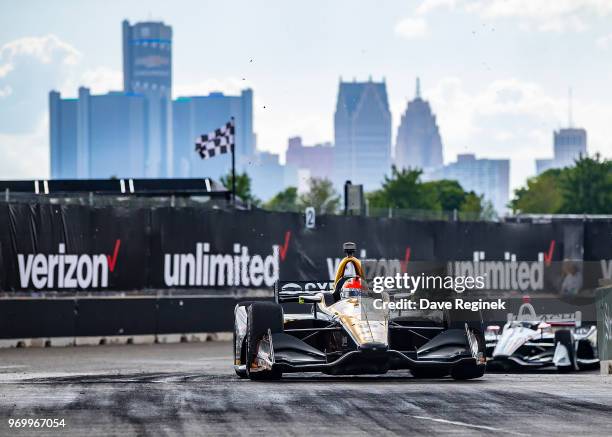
[
  {"x1": 450, "y1": 362, "x2": 486, "y2": 380},
  {"x1": 411, "y1": 368, "x2": 449, "y2": 379},
  {"x1": 234, "y1": 301, "x2": 259, "y2": 378},
  {"x1": 555, "y1": 330, "x2": 578, "y2": 372},
  {"x1": 245, "y1": 302, "x2": 284, "y2": 381}
]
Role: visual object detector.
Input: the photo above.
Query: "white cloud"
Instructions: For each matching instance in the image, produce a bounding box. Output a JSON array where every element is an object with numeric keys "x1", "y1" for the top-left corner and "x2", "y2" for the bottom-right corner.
[
  {"x1": 0, "y1": 115, "x2": 49, "y2": 179},
  {"x1": 0, "y1": 85, "x2": 11, "y2": 98},
  {"x1": 596, "y1": 33, "x2": 612, "y2": 49},
  {"x1": 416, "y1": 0, "x2": 457, "y2": 15},
  {"x1": 466, "y1": 0, "x2": 612, "y2": 21},
  {"x1": 394, "y1": 17, "x2": 429, "y2": 40},
  {"x1": 0, "y1": 35, "x2": 81, "y2": 75},
  {"x1": 0, "y1": 34, "x2": 123, "y2": 179},
  {"x1": 415, "y1": 0, "x2": 612, "y2": 33},
  {"x1": 404, "y1": 77, "x2": 607, "y2": 191},
  {"x1": 174, "y1": 77, "x2": 251, "y2": 98}
]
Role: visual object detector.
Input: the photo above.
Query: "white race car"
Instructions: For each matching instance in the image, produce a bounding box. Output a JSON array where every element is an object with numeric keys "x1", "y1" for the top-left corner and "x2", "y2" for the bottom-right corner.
[{"x1": 485, "y1": 301, "x2": 599, "y2": 371}]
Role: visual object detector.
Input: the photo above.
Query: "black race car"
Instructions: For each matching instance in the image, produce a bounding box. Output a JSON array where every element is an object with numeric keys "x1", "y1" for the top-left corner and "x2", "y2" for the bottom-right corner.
[{"x1": 233, "y1": 242, "x2": 486, "y2": 380}]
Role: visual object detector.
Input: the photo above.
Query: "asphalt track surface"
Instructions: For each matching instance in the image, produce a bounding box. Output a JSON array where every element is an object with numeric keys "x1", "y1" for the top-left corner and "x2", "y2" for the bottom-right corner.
[{"x1": 0, "y1": 342, "x2": 611, "y2": 436}]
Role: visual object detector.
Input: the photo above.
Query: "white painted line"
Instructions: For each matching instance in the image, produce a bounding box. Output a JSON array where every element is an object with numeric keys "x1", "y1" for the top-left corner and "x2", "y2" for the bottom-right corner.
[
  {"x1": 43, "y1": 180, "x2": 49, "y2": 194},
  {"x1": 120, "y1": 179, "x2": 126, "y2": 194},
  {"x1": 412, "y1": 416, "x2": 523, "y2": 435}
]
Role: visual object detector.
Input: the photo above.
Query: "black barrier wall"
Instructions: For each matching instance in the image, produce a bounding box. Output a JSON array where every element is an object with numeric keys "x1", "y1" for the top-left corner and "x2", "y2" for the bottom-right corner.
[
  {"x1": 1, "y1": 203, "x2": 611, "y2": 338},
  {"x1": 3, "y1": 203, "x2": 611, "y2": 293}
]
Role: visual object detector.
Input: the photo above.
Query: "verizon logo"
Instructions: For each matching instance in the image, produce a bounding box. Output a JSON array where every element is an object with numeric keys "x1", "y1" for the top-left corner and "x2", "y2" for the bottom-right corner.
[{"x1": 17, "y1": 240, "x2": 120, "y2": 289}]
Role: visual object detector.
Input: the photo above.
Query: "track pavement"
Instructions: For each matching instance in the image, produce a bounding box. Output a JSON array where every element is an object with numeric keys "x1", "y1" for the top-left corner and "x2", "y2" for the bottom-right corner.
[{"x1": 0, "y1": 342, "x2": 611, "y2": 436}]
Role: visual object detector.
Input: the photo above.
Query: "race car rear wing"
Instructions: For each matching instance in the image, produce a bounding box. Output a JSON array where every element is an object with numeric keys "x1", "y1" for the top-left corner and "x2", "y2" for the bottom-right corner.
[
  {"x1": 508, "y1": 303, "x2": 582, "y2": 327},
  {"x1": 274, "y1": 280, "x2": 334, "y2": 303}
]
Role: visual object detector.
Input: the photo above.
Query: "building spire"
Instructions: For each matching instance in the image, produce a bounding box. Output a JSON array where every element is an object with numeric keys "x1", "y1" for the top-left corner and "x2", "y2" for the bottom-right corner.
[{"x1": 416, "y1": 77, "x2": 421, "y2": 99}]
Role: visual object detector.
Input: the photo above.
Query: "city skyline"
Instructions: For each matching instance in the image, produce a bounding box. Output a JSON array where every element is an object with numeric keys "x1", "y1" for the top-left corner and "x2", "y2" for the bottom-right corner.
[{"x1": 2, "y1": 0, "x2": 612, "y2": 192}]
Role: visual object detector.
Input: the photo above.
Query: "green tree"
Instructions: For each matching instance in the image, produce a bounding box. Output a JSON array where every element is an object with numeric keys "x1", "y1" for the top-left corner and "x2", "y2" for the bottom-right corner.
[
  {"x1": 510, "y1": 155, "x2": 612, "y2": 215},
  {"x1": 367, "y1": 166, "x2": 438, "y2": 210},
  {"x1": 264, "y1": 187, "x2": 298, "y2": 212},
  {"x1": 367, "y1": 166, "x2": 486, "y2": 217},
  {"x1": 220, "y1": 171, "x2": 260, "y2": 205},
  {"x1": 297, "y1": 178, "x2": 340, "y2": 215},
  {"x1": 558, "y1": 154, "x2": 612, "y2": 214},
  {"x1": 422, "y1": 179, "x2": 468, "y2": 211},
  {"x1": 509, "y1": 169, "x2": 563, "y2": 214}
]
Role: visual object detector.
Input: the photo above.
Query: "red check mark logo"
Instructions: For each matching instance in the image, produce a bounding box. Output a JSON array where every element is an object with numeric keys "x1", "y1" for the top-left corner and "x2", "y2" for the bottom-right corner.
[
  {"x1": 107, "y1": 239, "x2": 121, "y2": 272},
  {"x1": 544, "y1": 240, "x2": 555, "y2": 267},
  {"x1": 279, "y1": 231, "x2": 291, "y2": 262},
  {"x1": 400, "y1": 247, "x2": 411, "y2": 273}
]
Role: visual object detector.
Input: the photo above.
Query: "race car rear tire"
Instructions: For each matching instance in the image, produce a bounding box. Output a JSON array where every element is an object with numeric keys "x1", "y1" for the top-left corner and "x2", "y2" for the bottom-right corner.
[
  {"x1": 555, "y1": 330, "x2": 577, "y2": 372},
  {"x1": 234, "y1": 301, "x2": 258, "y2": 378},
  {"x1": 410, "y1": 368, "x2": 449, "y2": 379},
  {"x1": 245, "y1": 302, "x2": 283, "y2": 381}
]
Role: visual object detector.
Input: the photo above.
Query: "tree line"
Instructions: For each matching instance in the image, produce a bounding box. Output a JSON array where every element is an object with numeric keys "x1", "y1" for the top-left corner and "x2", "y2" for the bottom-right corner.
[{"x1": 221, "y1": 154, "x2": 611, "y2": 217}]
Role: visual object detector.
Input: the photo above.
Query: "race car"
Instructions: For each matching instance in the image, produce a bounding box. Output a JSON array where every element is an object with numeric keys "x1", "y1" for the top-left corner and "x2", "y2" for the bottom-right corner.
[
  {"x1": 233, "y1": 242, "x2": 487, "y2": 380},
  {"x1": 485, "y1": 300, "x2": 599, "y2": 371}
]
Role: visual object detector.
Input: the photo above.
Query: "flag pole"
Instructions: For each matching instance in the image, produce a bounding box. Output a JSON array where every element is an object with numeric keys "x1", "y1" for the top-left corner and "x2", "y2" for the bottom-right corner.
[{"x1": 231, "y1": 117, "x2": 236, "y2": 206}]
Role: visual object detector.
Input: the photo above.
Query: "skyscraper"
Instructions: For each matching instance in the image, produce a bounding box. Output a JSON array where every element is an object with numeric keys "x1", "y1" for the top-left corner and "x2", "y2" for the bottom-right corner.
[
  {"x1": 50, "y1": 20, "x2": 173, "y2": 180},
  {"x1": 49, "y1": 88, "x2": 148, "y2": 179},
  {"x1": 172, "y1": 89, "x2": 254, "y2": 180},
  {"x1": 122, "y1": 20, "x2": 173, "y2": 177},
  {"x1": 49, "y1": 92, "x2": 77, "y2": 178},
  {"x1": 285, "y1": 136, "x2": 334, "y2": 181},
  {"x1": 536, "y1": 128, "x2": 588, "y2": 174},
  {"x1": 334, "y1": 78, "x2": 391, "y2": 190},
  {"x1": 424, "y1": 154, "x2": 510, "y2": 214},
  {"x1": 395, "y1": 78, "x2": 443, "y2": 171}
]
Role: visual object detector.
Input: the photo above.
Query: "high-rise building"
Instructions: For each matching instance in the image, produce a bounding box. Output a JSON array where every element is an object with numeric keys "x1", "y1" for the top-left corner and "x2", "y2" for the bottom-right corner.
[
  {"x1": 49, "y1": 93, "x2": 78, "y2": 179},
  {"x1": 395, "y1": 78, "x2": 443, "y2": 171},
  {"x1": 50, "y1": 20, "x2": 174, "y2": 179},
  {"x1": 50, "y1": 88, "x2": 148, "y2": 179},
  {"x1": 285, "y1": 136, "x2": 334, "y2": 181},
  {"x1": 248, "y1": 151, "x2": 285, "y2": 201},
  {"x1": 172, "y1": 89, "x2": 254, "y2": 180},
  {"x1": 536, "y1": 128, "x2": 587, "y2": 174},
  {"x1": 122, "y1": 20, "x2": 173, "y2": 177},
  {"x1": 424, "y1": 154, "x2": 510, "y2": 214},
  {"x1": 334, "y1": 78, "x2": 391, "y2": 191}
]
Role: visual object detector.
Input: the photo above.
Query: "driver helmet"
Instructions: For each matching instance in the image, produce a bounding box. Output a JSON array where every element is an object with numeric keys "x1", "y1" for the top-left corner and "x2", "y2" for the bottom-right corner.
[{"x1": 341, "y1": 277, "x2": 365, "y2": 299}]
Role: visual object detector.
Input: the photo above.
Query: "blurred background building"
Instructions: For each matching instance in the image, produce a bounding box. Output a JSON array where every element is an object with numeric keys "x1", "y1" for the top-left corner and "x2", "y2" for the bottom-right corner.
[
  {"x1": 172, "y1": 90, "x2": 254, "y2": 181},
  {"x1": 333, "y1": 78, "x2": 391, "y2": 191},
  {"x1": 394, "y1": 78, "x2": 443, "y2": 172},
  {"x1": 50, "y1": 20, "x2": 255, "y2": 183},
  {"x1": 50, "y1": 88, "x2": 148, "y2": 179},
  {"x1": 285, "y1": 136, "x2": 334, "y2": 181},
  {"x1": 424, "y1": 153, "x2": 510, "y2": 214},
  {"x1": 122, "y1": 20, "x2": 173, "y2": 178},
  {"x1": 536, "y1": 127, "x2": 588, "y2": 174}
]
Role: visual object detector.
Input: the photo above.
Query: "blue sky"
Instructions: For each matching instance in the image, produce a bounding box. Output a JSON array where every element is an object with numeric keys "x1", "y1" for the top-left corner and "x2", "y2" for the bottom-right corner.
[{"x1": 1, "y1": 0, "x2": 612, "y2": 191}]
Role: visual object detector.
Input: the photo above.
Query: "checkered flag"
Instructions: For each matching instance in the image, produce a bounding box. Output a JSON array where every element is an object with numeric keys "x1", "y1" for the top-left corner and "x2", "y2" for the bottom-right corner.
[{"x1": 195, "y1": 120, "x2": 235, "y2": 159}]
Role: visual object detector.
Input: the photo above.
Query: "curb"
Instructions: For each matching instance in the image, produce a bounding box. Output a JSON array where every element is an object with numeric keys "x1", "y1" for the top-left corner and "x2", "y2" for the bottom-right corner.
[{"x1": 0, "y1": 332, "x2": 233, "y2": 348}]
